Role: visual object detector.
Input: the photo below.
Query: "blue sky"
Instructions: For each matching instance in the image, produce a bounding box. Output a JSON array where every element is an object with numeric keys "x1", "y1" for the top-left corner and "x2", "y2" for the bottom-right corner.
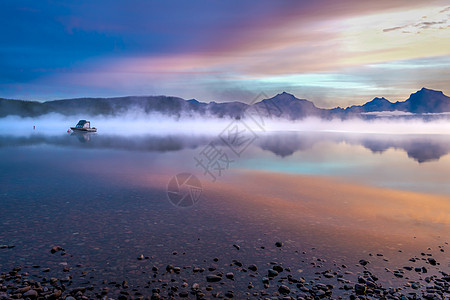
[{"x1": 0, "y1": 0, "x2": 449, "y2": 107}]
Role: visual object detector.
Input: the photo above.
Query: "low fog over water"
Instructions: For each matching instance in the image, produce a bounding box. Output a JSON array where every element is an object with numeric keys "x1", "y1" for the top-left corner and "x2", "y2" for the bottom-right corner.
[{"x1": 2, "y1": 112, "x2": 450, "y2": 136}]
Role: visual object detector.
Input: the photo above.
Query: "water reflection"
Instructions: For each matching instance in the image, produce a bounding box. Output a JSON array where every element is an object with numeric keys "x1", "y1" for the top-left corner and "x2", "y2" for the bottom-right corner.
[
  {"x1": 71, "y1": 131, "x2": 95, "y2": 143},
  {"x1": 258, "y1": 133, "x2": 450, "y2": 163},
  {"x1": 1, "y1": 132, "x2": 449, "y2": 163}
]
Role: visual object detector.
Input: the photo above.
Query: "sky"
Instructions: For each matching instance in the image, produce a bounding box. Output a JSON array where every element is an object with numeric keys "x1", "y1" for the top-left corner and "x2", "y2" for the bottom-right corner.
[{"x1": 0, "y1": 0, "x2": 449, "y2": 108}]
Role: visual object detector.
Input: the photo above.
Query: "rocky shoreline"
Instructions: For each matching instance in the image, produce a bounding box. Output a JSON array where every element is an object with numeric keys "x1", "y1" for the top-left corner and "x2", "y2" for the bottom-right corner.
[{"x1": 1, "y1": 243, "x2": 448, "y2": 300}]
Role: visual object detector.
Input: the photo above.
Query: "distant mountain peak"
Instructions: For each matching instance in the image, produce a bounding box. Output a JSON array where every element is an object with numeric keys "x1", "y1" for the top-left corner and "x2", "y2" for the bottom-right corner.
[
  {"x1": 273, "y1": 91, "x2": 297, "y2": 99},
  {"x1": 368, "y1": 97, "x2": 390, "y2": 102},
  {"x1": 394, "y1": 87, "x2": 450, "y2": 113},
  {"x1": 408, "y1": 87, "x2": 446, "y2": 100},
  {"x1": 413, "y1": 87, "x2": 444, "y2": 97},
  {"x1": 419, "y1": 87, "x2": 441, "y2": 93}
]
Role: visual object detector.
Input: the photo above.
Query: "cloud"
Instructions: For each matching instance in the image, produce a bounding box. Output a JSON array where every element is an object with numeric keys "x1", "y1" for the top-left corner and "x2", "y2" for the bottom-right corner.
[
  {"x1": 416, "y1": 20, "x2": 447, "y2": 29},
  {"x1": 439, "y1": 6, "x2": 450, "y2": 13},
  {"x1": 382, "y1": 5, "x2": 449, "y2": 33},
  {"x1": 0, "y1": 0, "x2": 449, "y2": 106},
  {"x1": 383, "y1": 26, "x2": 407, "y2": 32}
]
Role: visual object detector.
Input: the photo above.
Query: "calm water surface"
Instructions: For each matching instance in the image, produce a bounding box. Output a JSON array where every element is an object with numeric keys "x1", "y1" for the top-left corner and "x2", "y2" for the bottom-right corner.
[{"x1": 0, "y1": 131, "x2": 449, "y2": 298}]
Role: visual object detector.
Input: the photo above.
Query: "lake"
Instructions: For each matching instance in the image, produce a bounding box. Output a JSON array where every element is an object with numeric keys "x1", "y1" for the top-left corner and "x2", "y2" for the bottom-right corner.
[{"x1": 0, "y1": 128, "x2": 449, "y2": 299}]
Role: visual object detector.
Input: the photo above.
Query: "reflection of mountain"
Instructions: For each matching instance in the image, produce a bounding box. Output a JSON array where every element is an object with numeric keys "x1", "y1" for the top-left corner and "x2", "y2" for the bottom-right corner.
[
  {"x1": 359, "y1": 138, "x2": 450, "y2": 163},
  {"x1": 254, "y1": 133, "x2": 450, "y2": 163},
  {"x1": 2, "y1": 132, "x2": 450, "y2": 163},
  {"x1": 258, "y1": 133, "x2": 322, "y2": 157},
  {"x1": 1, "y1": 88, "x2": 449, "y2": 119}
]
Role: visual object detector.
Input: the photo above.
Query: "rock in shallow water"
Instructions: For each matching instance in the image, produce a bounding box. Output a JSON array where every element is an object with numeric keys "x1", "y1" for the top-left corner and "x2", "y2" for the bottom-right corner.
[
  {"x1": 50, "y1": 246, "x2": 64, "y2": 254},
  {"x1": 359, "y1": 259, "x2": 369, "y2": 266},
  {"x1": 268, "y1": 269, "x2": 278, "y2": 277},
  {"x1": 248, "y1": 264, "x2": 258, "y2": 271}
]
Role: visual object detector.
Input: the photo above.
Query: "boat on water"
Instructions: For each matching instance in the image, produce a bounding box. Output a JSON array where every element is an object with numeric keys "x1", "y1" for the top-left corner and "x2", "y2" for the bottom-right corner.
[{"x1": 70, "y1": 120, "x2": 97, "y2": 132}]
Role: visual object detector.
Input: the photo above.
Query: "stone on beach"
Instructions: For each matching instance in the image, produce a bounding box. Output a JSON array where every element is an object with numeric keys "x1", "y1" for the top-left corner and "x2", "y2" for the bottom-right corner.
[
  {"x1": 206, "y1": 274, "x2": 222, "y2": 282},
  {"x1": 278, "y1": 284, "x2": 290, "y2": 294},
  {"x1": 23, "y1": 289, "x2": 38, "y2": 298}
]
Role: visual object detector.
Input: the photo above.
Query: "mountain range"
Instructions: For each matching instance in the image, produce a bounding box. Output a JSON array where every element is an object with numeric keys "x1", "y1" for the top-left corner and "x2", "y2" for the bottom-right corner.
[{"x1": 1, "y1": 87, "x2": 449, "y2": 119}]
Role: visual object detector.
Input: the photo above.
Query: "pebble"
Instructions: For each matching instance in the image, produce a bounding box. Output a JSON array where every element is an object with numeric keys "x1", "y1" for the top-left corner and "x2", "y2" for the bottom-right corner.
[
  {"x1": 354, "y1": 283, "x2": 366, "y2": 295},
  {"x1": 275, "y1": 242, "x2": 283, "y2": 247},
  {"x1": 224, "y1": 291, "x2": 234, "y2": 298},
  {"x1": 268, "y1": 269, "x2": 279, "y2": 277},
  {"x1": 15, "y1": 286, "x2": 31, "y2": 294},
  {"x1": 232, "y1": 260, "x2": 243, "y2": 267},
  {"x1": 225, "y1": 272, "x2": 234, "y2": 280},
  {"x1": 151, "y1": 293, "x2": 161, "y2": 300},
  {"x1": 179, "y1": 291, "x2": 188, "y2": 297},
  {"x1": 206, "y1": 275, "x2": 222, "y2": 282},
  {"x1": 23, "y1": 289, "x2": 38, "y2": 298},
  {"x1": 273, "y1": 265, "x2": 284, "y2": 272},
  {"x1": 248, "y1": 264, "x2": 258, "y2": 271},
  {"x1": 278, "y1": 284, "x2": 290, "y2": 294},
  {"x1": 359, "y1": 259, "x2": 369, "y2": 266}
]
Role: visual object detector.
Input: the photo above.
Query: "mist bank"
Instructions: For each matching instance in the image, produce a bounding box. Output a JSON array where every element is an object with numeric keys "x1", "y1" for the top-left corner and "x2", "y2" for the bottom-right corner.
[
  {"x1": 1, "y1": 88, "x2": 450, "y2": 120},
  {"x1": 2, "y1": 111, "x2": 450, "y2": 137}
]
